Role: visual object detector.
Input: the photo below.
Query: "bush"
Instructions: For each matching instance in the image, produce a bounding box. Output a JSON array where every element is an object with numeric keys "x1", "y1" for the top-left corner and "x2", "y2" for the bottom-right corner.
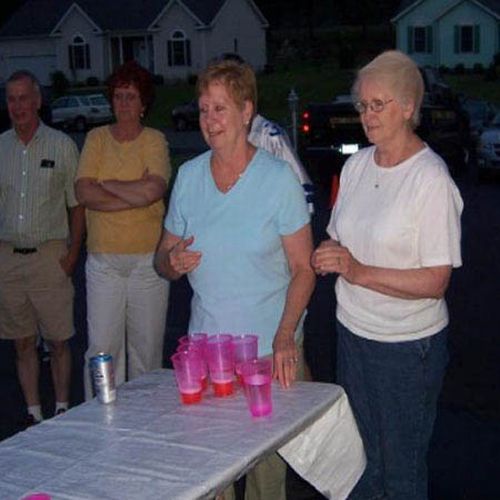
[
  {"x1": 472, "y1": 63, "x2": 484, "y2": 74},
  {"x1": 50, "y1": 71, "x2": 70, "y2": 97},
  {"x1": 454, "y1": 63, "x2": 465, "y2": 74},
  {"x1": 493, "y1": 52, "x2": 500, "y2": 66},
  {"x1": 484, "y1": 63, "x2": 498, "y2": 82},
  {"x1": 153, "y1": 74, "x2": 164, "y2": 85},
  {"x1": 439, "y1": 65, "x2": 450, "y2": 74},
  {"x1": 86, "y1": 76, "x2": 99, "y2": 86},
  {"x1": 187, "y1": 73, "x2": 197, "y2": 85}
]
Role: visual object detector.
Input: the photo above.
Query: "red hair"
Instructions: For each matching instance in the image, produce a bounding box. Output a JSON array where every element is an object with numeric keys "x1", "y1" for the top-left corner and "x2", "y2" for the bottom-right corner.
[{"x1": 107, "y1": 60, "x2": 155, "y2": 116}]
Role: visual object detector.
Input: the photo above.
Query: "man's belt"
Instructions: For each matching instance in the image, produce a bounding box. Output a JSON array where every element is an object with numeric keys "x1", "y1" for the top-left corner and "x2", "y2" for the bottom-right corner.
[{"x1": 13, "y1": 247, "x2": 37, "y2": 254}]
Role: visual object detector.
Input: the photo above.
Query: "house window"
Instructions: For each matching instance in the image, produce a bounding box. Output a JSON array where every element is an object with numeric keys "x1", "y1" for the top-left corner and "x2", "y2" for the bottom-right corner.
[
  {"x1": 167, "y1": 30, "x2": 191, "y2": 67},
  {"x1": 69, "y1": 35, "x2": 90, "y2": 70},
  {"x1": 461, "y1": 26, "x2": 473, "y2": 52},
  {"x1": 407, "y1": 26, "x2": 433, "y2": 54},
  {"x1": 454, "y1": 25, "x2": 480, "y2": 53},
  {"x1": 414, "y1": 27, "x2": 426, "y2": 52}
]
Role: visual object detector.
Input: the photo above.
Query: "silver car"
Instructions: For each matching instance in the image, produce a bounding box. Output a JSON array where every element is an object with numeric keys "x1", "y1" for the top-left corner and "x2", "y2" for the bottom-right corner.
[
  {"x1": 477, "y1": 113, "x2": 500, "y2": 172},
  {"x1": 51, "y1": 93, "x2": 113, "y2": 131}
]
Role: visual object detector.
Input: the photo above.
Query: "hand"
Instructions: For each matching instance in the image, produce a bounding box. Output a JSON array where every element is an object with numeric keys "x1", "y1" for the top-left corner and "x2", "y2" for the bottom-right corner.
[
  {"x1": 312, "y1": 240, "x2": 361, "y2": 283},
  {"x1": 272, "y1": 331, "x2": 298, "y2": 389},
  {"x1": 311, "y1": 239, "x2": 339, "y2": 275},
  {"x1": 168, "y1": 236, "x2": 202, "y2": 275},
  {"x1": 59, "y1": 251, "x2": 78, "y2": 276}
]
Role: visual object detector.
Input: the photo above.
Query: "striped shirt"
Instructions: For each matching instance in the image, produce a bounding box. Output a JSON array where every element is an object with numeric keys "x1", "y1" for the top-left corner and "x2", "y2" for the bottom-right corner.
[{"x1": 0, "y1": 122, "x2": 79, "y2": 247}]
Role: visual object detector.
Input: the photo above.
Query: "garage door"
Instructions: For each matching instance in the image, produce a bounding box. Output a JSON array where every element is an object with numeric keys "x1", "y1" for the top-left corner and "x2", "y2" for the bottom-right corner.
[{"x1": 6, "y1": 55, "x2": 57, "y2": 86}]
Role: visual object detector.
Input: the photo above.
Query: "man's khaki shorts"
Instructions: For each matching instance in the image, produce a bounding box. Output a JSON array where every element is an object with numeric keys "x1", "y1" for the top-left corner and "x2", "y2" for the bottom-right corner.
[{"x1": 0, "y1": 240, "x2": 74, "y2": 341}]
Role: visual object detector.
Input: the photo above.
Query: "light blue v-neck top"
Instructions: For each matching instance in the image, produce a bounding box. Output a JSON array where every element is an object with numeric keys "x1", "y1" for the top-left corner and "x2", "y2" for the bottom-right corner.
[{"x1": 164, "y1": 148, "x2": 310, "y2": 355}]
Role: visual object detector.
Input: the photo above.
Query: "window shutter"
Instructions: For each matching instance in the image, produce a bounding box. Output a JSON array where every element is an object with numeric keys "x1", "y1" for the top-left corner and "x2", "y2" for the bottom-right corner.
[
  {"x1": 68, "y1": 46, "x2": 74, "y2": 70},
  {"x1": 85, "y1": 44, "x2": 90, "y2": 69},
  {"x1": 186, "y1": 40, "x2": 191, "y2": 66},
  {"x1": 474, "y1": 25, "x2": 480, "y2": 53},
  {"x1": 426, "y1": 26, "x2": 433, "y2": 53},
  {"x1": 454, "y1": 26, "x2": 459, "y2": 53},
  {"x1": 407, "y1": 26, "x2": 414, "y2": 53},
  {"x1": 167, "y1": 41, "x2": 172, "y2": 66}
]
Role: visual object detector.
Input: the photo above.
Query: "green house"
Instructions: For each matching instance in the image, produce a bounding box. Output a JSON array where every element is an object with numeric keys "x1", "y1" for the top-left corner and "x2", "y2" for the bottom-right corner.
[{"x1": 392, "y1": 0, "x2": 500, "y2": 69}]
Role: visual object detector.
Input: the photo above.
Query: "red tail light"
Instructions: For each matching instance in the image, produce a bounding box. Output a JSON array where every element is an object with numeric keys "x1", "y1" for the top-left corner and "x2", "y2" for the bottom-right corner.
[{"x1": 301, "y1": 111, "x2": 310, "y2": 134}]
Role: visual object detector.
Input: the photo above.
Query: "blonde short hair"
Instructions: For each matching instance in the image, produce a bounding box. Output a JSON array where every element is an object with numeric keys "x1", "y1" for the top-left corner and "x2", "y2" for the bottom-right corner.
[
  {"x1": 197, "y1": 60, "x2": 257, "y2": 113},
  {"x1": 352, "y1": 50, "x2": 424, "y2": 128}
]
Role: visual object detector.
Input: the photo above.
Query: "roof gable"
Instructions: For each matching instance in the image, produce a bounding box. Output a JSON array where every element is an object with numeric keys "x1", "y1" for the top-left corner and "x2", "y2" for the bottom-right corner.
[
  {"x1": 392, "y1": 0, "x2": 500, "y2": 21},
  {"x1": 51, "y1": 2, "x2": 102, "y2": 35}
]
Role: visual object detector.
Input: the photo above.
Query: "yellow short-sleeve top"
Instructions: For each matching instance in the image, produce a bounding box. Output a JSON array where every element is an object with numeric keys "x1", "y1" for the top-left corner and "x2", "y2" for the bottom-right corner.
[{"x1": 76, "y1": 125, "x2": 171, "y2": 254}]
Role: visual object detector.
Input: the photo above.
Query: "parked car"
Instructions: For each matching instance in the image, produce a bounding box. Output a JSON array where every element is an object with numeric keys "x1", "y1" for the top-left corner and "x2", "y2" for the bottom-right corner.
[
  {"x1": 0, "y1": 85, "x2": 52, "y2": 133},
  {"x1": 171, "y1": 99, "x2": 199, "y2": 131},
  {"x1": 51, "y1": 93, "x2": 112, "y2": 131},
  {"x1": 461, "y1": 98, "x2": 498, "y2": 141},
  {"x1": 477, "y1": 113, "x2": 500, "y2": 173}
]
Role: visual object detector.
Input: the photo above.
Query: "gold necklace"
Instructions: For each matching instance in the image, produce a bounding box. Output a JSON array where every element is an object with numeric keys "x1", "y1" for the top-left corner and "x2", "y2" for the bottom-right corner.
[{"x1": 221, "y1": 172, "x2": 244, "y2": 192}]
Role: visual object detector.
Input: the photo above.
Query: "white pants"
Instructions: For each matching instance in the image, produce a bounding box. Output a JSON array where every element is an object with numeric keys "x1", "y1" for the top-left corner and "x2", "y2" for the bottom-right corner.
[{"x1": 84, "y1": 252, "x2": 169, "y2": 400}]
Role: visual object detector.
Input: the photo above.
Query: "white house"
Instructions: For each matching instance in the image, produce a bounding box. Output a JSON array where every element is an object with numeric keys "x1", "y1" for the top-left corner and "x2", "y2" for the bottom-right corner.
[
  {"x1": 0, "y1": 0, "x2": 268, "y2": 85},
  {"x1": 392, "y1": 0, "x2": 500, "y2": 69}
]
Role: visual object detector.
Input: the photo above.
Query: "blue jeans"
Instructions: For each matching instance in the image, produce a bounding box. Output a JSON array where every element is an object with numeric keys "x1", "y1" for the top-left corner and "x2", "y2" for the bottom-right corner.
[{"x1": 336, "y1": 321, "x2": 448, "y2": 500}]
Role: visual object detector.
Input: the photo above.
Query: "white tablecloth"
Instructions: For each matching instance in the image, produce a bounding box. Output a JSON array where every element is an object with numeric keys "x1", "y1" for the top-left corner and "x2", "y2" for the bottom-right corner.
[{"x1": 0, "y1": 369, "x2": 365, "y2": 500}]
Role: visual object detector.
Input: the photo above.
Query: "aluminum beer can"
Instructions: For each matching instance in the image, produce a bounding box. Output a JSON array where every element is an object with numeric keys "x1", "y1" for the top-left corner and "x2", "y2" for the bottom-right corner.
[{"x1": 91, "y1": 353, "x2": 116, "y2": 403}]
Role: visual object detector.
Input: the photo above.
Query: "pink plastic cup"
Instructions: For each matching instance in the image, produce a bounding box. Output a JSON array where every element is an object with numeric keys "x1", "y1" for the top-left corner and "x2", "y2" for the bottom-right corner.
[
  {"x1": 232, "y1": 334, "x2": 259, "y2": 384},
  {"x1": 178, "y1": 332, "x2": 208, "y2": 348},
  {"x1": 176, "y1": 342, "x2": 208, "y2": 391},
  {"x1": 241, "y1": 358, "x2": 273, "y2": 417},
  {"x1": 22, "y1": 495, "x2": 51, "y2": 500},
  {"x1": 171, "y1": 351, "x2": 204, "y2": 404},
  {"x1": 206, "y1": 334, "x2": 234, "y2": 397}
]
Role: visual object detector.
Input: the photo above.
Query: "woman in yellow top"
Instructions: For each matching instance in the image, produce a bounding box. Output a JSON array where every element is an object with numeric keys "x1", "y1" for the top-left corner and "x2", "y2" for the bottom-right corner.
[{"x1": 76, "y1": 61, "x2": 170, "y2": 399}]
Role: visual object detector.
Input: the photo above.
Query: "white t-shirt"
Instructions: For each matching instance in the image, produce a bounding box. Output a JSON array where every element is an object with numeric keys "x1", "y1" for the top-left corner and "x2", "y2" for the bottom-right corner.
[{"x1": 327, "y1": 145, "x2": 463, "y2": 342}]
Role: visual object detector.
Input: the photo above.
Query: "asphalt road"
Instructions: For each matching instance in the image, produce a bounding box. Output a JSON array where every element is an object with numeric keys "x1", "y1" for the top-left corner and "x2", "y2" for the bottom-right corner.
[{"x1": 0, "y1": 131, "x2": 499, "y2": 499}]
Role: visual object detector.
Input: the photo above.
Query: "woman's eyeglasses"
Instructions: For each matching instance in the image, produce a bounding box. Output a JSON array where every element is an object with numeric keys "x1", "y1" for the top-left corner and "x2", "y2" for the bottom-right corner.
[{"x1": 353, "y1": 99, "x2": 394, "y2": 114}]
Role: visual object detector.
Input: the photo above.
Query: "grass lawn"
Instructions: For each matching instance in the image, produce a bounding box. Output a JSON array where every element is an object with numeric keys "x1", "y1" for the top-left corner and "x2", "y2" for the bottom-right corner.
[
  {"x1": 145, "y1": 62, "x2": 356, "y2": 130},
  {"x1": 146, "y1": 63, "x2": 500, "y2": 131}
]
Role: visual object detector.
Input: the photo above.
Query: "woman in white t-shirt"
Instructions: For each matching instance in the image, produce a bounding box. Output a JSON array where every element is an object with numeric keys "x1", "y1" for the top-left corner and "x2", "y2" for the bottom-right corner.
[{"x1": 312, "y1": 50, "x2": 463, "y2": 500}]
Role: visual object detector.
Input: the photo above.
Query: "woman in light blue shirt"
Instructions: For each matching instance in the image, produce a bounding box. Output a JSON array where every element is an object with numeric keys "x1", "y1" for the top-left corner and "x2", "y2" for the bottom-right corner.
[{"x1": 155, "y1": 60, "x2": 315, "y2": 389}]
